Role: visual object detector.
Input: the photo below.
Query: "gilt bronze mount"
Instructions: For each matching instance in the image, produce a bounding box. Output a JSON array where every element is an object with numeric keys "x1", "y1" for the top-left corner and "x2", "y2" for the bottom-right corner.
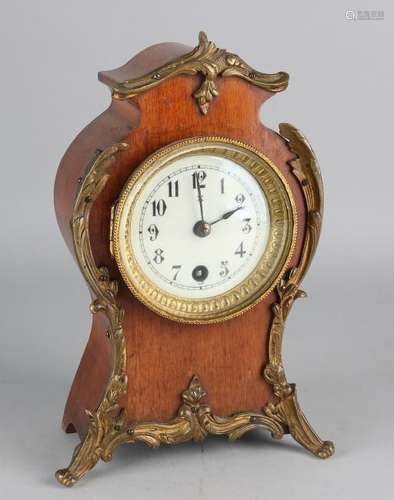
[{"x1": 100, "y1": 31, "x2": 289, "y2": 115}]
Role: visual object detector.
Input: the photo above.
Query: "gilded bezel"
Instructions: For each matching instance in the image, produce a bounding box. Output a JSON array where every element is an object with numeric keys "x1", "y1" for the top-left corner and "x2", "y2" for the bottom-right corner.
[{"x1": 112, "y1": 137, "x2": 297, "y2": 324}]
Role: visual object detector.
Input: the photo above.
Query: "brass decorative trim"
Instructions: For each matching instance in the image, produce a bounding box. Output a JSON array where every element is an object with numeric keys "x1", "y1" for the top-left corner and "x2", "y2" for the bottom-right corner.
[
  {"x1": 56, "y1": 143, "x2": 129, "y2": 487},
  {"x1": 113, "y1": 136, "x2": 297, "y2": 324},
  {"x1": 109, "y1": 32, "x2": 289, "y2": 115},
  {"x1": 97, "y1": 375, "x2": 286, "y2": 455},
  {"x1": 279, "y1": 122, "x2": 324, "y2": 282},
  {"x1": 56, "y1": 124, "x2": 334, "y2": 488},
  {"x1": 263, "y1": 123, "x2": 334, "y2": 459},
  {"x1": 58, "y1": 375, "x2": 287, "y2": 487}
]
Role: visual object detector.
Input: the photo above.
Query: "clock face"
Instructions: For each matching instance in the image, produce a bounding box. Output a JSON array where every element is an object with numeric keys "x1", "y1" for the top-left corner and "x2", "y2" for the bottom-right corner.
[
  {"x1": 113, "y1": 138, "x2": 296, "y2": 323},
  {"x1": 133, "y1": 157, "x2": 270, "y2": 299}
]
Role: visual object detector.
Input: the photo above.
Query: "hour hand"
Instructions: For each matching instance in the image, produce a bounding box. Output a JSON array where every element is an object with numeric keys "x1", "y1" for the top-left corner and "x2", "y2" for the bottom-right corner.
[{"x1": 210, "y1": 206, "x2": 244, "y2": 225}]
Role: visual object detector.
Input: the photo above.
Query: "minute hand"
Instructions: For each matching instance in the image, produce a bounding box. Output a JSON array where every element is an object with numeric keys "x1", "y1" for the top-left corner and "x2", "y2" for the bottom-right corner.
[
  {"x1": 196, "y1": 172, "x2": 205, "y2": 222},
  {"x1": 210, "y1": 206, "x2": 244, "y2": 225}
]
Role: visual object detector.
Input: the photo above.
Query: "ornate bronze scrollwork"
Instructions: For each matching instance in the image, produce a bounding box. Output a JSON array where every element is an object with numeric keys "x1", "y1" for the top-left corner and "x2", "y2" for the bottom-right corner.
[
  {"x1": 107, "y1": 32, "x2": 289, "y2": 115},
  {"x1": 262, "y1": 123, "x2": 334, "y2": 460},
  {"x1": 56, "y1": 144, "x2": 129, "y2": 487}
]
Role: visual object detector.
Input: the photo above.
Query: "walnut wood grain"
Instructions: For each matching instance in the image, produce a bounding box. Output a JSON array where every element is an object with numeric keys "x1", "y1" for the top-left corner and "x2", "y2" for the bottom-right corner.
[
  {"x1": 61, "y1": 313, "x2": 112, "y2": 434},
  {"x1": 54, "y1": 41, "x2": 306, "y2": 438}
]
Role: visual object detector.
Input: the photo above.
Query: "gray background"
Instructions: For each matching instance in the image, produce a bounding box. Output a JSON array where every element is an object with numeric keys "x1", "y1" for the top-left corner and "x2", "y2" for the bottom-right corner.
[{"x1": 1, "y1": 1, "x2": 393, "y2": 498}]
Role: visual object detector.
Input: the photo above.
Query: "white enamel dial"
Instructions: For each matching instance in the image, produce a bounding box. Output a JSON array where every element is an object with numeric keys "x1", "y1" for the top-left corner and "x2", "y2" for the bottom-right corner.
[{"x1": 118, "y1": 153, "x2": 271, "y2": 300}]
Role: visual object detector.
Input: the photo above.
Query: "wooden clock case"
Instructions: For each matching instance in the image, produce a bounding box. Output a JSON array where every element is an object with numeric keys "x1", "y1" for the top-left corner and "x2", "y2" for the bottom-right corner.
[{"x1": 54, "y1": 32, "x2": 334, "y2": 486}]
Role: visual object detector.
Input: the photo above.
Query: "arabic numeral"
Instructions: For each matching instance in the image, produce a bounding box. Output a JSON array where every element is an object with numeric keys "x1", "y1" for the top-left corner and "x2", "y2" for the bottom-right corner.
[
  {"x1": 168, "y1": 180, "x2": 179, "y2": 197},
  {"x1": 242, "y1": 218, "x2": 252, "y2": 234},
  {"x1": 235, "y1": 193, "x2": 245, "y2": 204},
  {"x1": 152, "y1": 199, "x2": 167, "y2": 216},
  {"x1": 192, "y1": 170, "x2": 207, "y2": 189},
  {"x1": 171, "y1": 265, "x2": 182, "y2": 280},
  {"x1": 153, "y1": 248, "x2": 164, "y2": 264},
  {"x1": 147, "y1": 224, "x2": 159, "y2": 241},
  {"x1": 235, "y1": 241, "x2": 246, "y2": 258},
  {"x1": 219, "y1": 260, "x2": 229, "y2": 277}
]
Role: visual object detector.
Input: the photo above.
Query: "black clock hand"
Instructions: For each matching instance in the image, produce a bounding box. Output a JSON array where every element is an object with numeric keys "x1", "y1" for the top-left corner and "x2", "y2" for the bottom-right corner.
[
  {"x1": 210, "y1": 206, "x2": 244, "y2": 225},
  {"x1": 196, "y1": 171, "x2": 205, "y2": 223},
  {"x1": 193, "y1": 170, "x2": 211, "y2": 238}
]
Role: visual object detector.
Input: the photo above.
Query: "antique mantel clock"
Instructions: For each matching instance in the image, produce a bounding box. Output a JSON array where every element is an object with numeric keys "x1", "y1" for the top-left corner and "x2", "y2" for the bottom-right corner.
[{"x1": 54, "y1": 32, "x2": 334, "y2": 486}]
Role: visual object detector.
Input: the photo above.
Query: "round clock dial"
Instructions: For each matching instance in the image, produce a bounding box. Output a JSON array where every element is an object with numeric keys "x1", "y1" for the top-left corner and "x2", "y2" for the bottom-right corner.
[
  {"x1": 135, "y1": 159, "x2": 269, "y2": 299},
  {"x1": 113, "y1": 138, "x2": 296, "y2": 323}
]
